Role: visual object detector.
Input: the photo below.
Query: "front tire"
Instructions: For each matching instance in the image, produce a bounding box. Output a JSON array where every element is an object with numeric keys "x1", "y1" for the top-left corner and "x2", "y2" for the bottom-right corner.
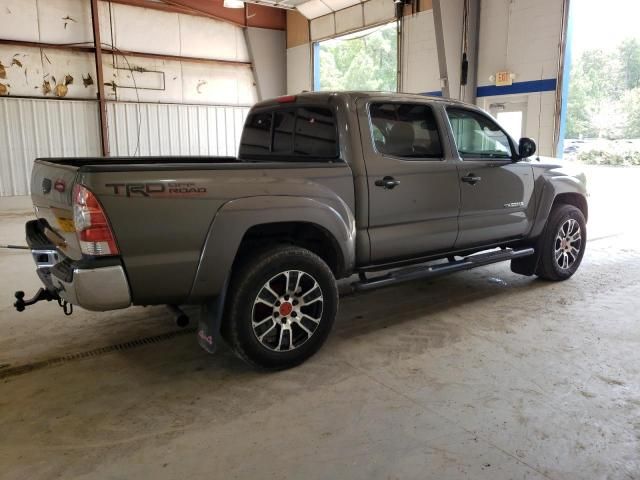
[
  {"x1": 223, "y1": 246, "x2": 338, "y2": 370},
  {"x1": 536, "y1": 204, "x2": 587, "y2": 281}
]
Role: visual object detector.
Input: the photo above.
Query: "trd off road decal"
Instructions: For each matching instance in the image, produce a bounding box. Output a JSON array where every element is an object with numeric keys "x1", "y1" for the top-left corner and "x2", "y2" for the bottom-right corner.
[{"x1": 105, "y1": 182, "x2": 207, "y2": 197}]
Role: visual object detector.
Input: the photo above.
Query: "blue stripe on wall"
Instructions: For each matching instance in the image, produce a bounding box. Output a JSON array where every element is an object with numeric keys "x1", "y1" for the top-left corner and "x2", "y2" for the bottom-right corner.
[
  {"x1": 420, "y1": 91, "x2": 443, "y2": 97},
  {"x1": 312, "y1": 43, "x2": 320, "y2": 91},
  {"x1": 476, "y1": 79, "x2": 557, "y2": 97}
]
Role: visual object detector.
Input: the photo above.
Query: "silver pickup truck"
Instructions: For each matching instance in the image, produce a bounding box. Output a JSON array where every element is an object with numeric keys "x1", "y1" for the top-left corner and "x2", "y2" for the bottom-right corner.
[{"x1": 15, "y1": 92, "x2": 588, "y2": 369}]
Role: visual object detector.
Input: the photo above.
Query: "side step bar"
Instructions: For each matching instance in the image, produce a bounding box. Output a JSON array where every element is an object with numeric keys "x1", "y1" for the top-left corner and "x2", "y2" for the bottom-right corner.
[{"x1": 352, "y1": 247, "x2": 535, "y2": 292}]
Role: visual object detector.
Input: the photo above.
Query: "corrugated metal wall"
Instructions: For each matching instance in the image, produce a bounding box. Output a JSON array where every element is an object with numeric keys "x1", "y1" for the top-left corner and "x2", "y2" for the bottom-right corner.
[
  {"x1": 107, "y1": 102, "x2": 250, "y2": 157},
  {"x1": 0, "y1": 98, "x2": 101, "y2": 196},
  {"x1": 0, "y1": 0, "x2": 267, "y2": 197},
  {"x1": 0, "y1": 98, "x2": 250, "y2": 196}
]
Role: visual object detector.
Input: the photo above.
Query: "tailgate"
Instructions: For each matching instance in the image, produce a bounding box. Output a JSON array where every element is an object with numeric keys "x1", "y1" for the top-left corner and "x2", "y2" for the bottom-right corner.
[{"x1": 30, "y1": 159, "x2": 82, "y2": 260}]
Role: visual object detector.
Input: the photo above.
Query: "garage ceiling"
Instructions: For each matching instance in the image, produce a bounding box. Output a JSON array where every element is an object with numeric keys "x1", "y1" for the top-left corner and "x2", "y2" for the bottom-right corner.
[
  {"x1": 164, "y1": 0, "x2": 364, "y2": 20},
  {"x1": 246, "y1": 0, "x2": 364, "y2": 19}
]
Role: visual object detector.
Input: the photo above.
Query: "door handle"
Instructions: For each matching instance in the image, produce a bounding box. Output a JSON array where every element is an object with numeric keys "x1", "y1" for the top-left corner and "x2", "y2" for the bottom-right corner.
[
  {"x1": 461, "y1": 174, "x2": 482, "y2": 185},
  {"x1": 375, "y1": 176, "x2": 400, "y2": 189}
]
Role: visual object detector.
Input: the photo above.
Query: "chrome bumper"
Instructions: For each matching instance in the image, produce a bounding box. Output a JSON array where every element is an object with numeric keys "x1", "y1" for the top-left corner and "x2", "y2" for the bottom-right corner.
[
  {"x1": 50, "y1": 265, "x2": 131, "y2": 311},
  {"x1": 33, "y1": 248, "x2": 131, "y2": 311}
]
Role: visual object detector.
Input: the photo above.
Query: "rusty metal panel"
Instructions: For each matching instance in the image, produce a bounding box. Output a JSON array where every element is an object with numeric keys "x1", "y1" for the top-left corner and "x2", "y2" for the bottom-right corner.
[
  {"x1": 0, "y1": 97, "x2": 101, "y2": 196},
  {"x1": 106, "y1": 102, "x2": 250, "y2": 157}
]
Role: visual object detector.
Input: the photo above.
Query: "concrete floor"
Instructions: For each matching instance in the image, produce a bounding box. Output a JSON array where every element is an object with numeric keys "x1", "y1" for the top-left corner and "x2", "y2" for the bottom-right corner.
[{"x1": 1, "y1": 166, "x2": 639, "y2": 479}]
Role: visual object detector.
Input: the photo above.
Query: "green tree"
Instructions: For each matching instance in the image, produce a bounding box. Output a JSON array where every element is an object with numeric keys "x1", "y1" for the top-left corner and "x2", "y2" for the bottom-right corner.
[
  {"x1": 623, "y1": 88, "x2": 640, "y2": 138},
  {"x1": 567, "y1": 38, "x2": 640, "y2": 140},
  {"x1": 619, "y1": 38, "x2": 640, "y2": 90},
  {"x1": 566, "y1": 48, "x2": 623, "y2": 138},
  {"x1": 318, "y1": 24, "x2": 397, "y2": 92}
]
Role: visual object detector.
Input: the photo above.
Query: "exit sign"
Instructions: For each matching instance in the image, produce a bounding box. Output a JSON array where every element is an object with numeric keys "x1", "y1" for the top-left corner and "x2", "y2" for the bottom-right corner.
[{"x1": 496, "y1": 71, "x2": 513, "y2": 86}]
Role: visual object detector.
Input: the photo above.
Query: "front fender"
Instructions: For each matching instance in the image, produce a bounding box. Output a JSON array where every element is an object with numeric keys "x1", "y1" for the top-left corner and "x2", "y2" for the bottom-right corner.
[
  {"x1": 187, "y1": 195, "x2": 356, "y2": 302},
  {"x1": 529, "y1": 169, "x2": 588, "y2": 239}
]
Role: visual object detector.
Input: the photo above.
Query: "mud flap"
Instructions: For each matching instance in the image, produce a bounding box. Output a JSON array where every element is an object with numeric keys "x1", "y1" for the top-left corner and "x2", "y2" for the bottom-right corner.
[
  {"x1": 510, "y1": 251, "x2": 540, "y2": 276},
  {"x1": 196, "y1": 280, "x2": 228, "y2": 354}
]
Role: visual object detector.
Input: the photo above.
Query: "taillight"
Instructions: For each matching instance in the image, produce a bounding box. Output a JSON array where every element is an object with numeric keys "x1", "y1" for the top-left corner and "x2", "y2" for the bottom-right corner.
[{"x1": 73, "y1": 184, "x2": 119, "y2": 256}]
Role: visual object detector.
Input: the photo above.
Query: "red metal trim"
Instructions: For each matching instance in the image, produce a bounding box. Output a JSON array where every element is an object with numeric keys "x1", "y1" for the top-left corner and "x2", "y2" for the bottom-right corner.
[
  {"x1": 0, "y1": 38, "x2": 94, "y2": 53},
  {"x1": 91, "y1": 0, "x2": 110, "y2": 157},
  {"x1": 101, "y1": 48, "x2": 252, "y2": 67},
  {"x1": 0, "y1": 39, "x2": 251, "y2": 67}
]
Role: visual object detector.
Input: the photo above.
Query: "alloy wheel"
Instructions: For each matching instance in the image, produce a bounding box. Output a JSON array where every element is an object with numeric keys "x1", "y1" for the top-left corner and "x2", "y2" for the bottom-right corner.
[
  {"x1": 554, "y1": 218, "x2": 582, "y2": 270},
  {"x1": 251, "y1": 270, "x2": 324, "y2": 352}
]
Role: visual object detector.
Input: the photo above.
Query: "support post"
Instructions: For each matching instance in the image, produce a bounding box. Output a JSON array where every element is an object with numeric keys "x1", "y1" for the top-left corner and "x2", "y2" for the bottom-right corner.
[
  {"x1": 432, "y1": 0, "x2": 450, "y2": 98},
  {"x1": 462, "y1": 0, "x2": 481, "y2": 105},
  {"x1": 90, "y1": 0, "x2": 110, "y2": 157}
]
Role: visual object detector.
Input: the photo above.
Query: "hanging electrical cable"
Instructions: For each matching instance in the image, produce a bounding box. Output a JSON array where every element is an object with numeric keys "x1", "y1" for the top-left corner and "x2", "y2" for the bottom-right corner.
[{"x1": 459, "y1": 0, "x2": 470, "y2": 100}]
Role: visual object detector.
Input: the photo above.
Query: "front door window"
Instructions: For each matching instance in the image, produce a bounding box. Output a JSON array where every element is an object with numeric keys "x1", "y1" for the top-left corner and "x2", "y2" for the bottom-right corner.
[{"x1": 447, "y1": 108, "x2": 513, "y2": 160}]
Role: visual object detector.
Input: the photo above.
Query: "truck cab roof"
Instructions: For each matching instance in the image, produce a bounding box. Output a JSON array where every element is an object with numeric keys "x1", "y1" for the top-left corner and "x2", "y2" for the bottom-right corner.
[{"x1": 253, "y1": 91, "x2": 471, "y2": 110}]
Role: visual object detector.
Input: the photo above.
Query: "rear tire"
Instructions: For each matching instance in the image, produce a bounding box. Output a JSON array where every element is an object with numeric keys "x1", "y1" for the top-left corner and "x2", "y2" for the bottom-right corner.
[
  {"x1": 223, "y1": 245, "x2": 338, "y2": 370},
  {"x1": 535, "y1": 204, "x2": 587, "y2": 281}
]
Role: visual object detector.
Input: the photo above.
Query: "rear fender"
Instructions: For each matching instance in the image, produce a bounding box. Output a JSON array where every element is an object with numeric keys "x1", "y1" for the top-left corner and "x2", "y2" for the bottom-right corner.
[{"x1": 188, "y1": 195, "x2": 356, "y2": 303}]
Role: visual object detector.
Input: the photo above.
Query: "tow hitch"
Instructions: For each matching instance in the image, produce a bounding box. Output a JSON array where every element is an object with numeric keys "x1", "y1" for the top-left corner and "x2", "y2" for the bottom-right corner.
[{"x1": 14, "y1": 289, "x2": 73, "y2": 315}]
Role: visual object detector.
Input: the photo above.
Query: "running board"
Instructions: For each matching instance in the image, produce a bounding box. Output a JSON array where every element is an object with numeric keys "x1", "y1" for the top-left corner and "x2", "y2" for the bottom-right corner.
[{"x1": 352, "y1": 248, "x2": 535, "y2": 292}]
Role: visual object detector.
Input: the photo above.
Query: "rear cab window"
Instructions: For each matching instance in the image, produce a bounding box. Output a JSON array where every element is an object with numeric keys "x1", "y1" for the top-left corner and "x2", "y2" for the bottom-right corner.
[
  {"x1": 239, "y1": 106, "x2": 339, "y2": 162},
  {"x1": 368, "y1": 102, "x2": 443, "y2": 159}
]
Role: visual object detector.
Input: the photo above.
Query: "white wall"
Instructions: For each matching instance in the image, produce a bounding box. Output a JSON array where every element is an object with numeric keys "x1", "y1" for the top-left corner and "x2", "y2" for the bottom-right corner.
[
  {"x1": 246, "y1": 27, "x2": 287, "y2": 100},
  {"x1": 0, "y1": 0, "x2": 258, "y2": 104},
  {"x1": 107, "y1": 102, "x2": 249, "y2": 157},
  {"x1": 476, "y1": 0, "x2": 564, "y2": 155},
  {"x1": 287, "y1": 44, "x2": 312, "y2": 94},
  {"x1": 0, "y1": 0, "x2": 286, "y2": 196},
  {"x1": 477, "y1": 0, "x2": 562, "y2": 87},
  {"x1": 401, "y1": 10, "x2": 440, "y2": 94},
  {"x1": 0, "y1": 98, "x2": 101, "y2": 196}
]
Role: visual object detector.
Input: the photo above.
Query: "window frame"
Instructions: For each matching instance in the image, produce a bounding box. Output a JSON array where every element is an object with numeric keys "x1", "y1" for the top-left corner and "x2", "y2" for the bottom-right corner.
[
  {"x1": 444, "y1": 106, "x2": 517, "y2": 162},
  {"x1": 239, "y1": 105, "x2": 341, "y2": 162},
  {"x1": 366, "y1": 101, "x2": 445, "y2": 161}
]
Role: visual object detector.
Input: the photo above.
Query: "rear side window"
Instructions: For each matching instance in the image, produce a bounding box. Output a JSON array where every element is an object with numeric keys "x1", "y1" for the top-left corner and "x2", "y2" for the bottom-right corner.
[
  {"x1": 240, "y1": 112, "x2": 272, "y2": 155},
  {"x1": 369, "y1": 103, "x2": 442, "y2": 159},
  {"x1": 239, "y1": 107, "x2": 338, "y2": 161}
]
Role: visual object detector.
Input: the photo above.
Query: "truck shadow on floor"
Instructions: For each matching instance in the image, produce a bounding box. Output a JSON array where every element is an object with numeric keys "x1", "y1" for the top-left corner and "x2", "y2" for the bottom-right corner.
[{"x1": 1, "y1": 266, "x2": 555, "y2": 381}]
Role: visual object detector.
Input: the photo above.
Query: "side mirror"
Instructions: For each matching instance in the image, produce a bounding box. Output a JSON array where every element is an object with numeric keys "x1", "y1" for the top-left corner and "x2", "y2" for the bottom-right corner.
[{"x1": 517, "y1": 137, "x2": 537, "y2": 159}]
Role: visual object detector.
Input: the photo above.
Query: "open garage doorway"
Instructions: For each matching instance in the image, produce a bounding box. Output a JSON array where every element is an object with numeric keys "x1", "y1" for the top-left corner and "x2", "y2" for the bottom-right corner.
[
  {"x1": 562, "y1": 0, "x2": 640, "y2": 239},
  {"x1": 563, "y1": 0, "x2": 640, "y2": 166},
  {"x1": 313, "y1": 22, "x2": 398, "y2": 92}
]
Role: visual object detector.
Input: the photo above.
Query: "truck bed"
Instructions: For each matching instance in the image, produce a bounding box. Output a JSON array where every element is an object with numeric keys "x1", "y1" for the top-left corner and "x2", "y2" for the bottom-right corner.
[{"x1": 37, "y1": 156, "x2": 243, "y2": 168}]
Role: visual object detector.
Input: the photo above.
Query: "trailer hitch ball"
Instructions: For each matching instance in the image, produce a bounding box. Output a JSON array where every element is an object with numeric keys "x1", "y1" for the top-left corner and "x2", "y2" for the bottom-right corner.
[
  {"x1": 13, "y1": 288, "x2": 60, "y2": 312},
  {"x1": 14, "y1": 291, "x2": 26, "y2": 312}
]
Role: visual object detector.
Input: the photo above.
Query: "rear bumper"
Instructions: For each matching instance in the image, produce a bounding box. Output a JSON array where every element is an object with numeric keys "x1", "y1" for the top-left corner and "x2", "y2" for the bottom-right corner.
[
  {"x1": 27, "y1": 219, "x2": 131, "y2": 311},
  {"x1": 50, "y1": 263, "x2": 131, "y2": 311}
]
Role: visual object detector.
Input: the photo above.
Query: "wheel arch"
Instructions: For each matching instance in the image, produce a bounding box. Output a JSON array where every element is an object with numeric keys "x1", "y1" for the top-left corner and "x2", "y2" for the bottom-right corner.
[
  {"x1": 529, "y1": 176, "x2": 588, "y2": 241},
  {"x1": 552, "y1": 192, "x2": 588, "y2": 221},
  {"x1": 188, "y1": 195, "x2": 356, "y2": 303},
  {"x1": 235, "y1": 221, "x2": 345, "y2": 278}
]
